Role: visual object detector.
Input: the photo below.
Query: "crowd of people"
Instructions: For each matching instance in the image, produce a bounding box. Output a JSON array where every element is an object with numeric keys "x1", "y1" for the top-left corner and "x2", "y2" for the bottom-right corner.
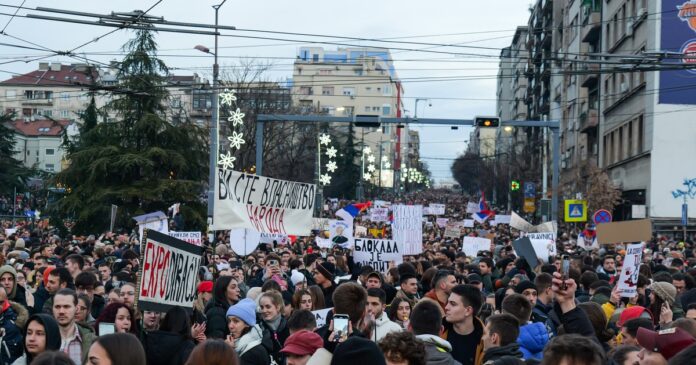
[{"x1": 0, "y1": 189, "x2": 695, "y2": 365}]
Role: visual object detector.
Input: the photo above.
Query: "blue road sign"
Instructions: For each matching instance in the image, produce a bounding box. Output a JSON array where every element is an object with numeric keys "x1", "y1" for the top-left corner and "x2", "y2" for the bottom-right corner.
[
  {"x1": 593, "y1": 209, "x2": 612, "y2": 224},
  {"x1": 568, "y1": 204, "x2": 584, "y2": 218}
]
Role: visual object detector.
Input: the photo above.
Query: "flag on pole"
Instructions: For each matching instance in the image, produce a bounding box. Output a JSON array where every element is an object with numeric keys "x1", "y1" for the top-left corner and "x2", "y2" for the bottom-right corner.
[
  {"x1": 473, "y1": 192, "x2": 495, "y2": 223},
  {"x1": 336, "y1": 202, "x2": 372, "y2": 221}
]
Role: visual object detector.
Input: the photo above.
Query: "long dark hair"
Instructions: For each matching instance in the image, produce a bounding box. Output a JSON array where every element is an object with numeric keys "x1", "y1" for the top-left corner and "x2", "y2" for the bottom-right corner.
[
  {"x1": 160, "y1": 306, "x2": 192, "y2": 339},
  {"x1": 212, "y1": 276, "x2": 235, "y2": 307},
  {"x1": 24, "y1": 314, "x2": 61, "y2": 363},
  {"x1": 95, "y1": 302, "x2": 138, "y2": 335},
  {"x1": 93, "y1": 333, "x2": 146, "y2": 365}
]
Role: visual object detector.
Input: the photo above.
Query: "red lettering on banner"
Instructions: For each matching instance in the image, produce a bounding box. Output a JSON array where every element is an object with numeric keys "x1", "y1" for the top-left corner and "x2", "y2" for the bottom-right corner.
[
  {"x1": 141, "y1": 241, "x2": 155, "y2": 296},
  {"x1": 245, "y1": 205, "x2": 287, "y2": 234},
  {"x1": 158, "y1": 248, "x2": 170, "y2": 298}
]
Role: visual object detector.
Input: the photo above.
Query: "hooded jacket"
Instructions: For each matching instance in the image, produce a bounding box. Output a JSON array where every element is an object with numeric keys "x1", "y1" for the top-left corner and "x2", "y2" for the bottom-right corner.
[
  {"x1": 372, "y1": 312, "x2": 402, "y2": 342},
  {"x1": 517, "y1": 322, "x2": 549, "y2": 361},
  {"x1": 204, "y1": 279, "x2": 235, "y2": 339},
  {"x1": 0, "y1": 266, "x2": 27, "y2": 308},
  {"x1": 18, "y1": 314, "x2": 61, "y2": 364},
  {"x1": 143, "y1": 330, "x2": 196, "y2": 365},
  {"x1": 482, "y1": 343, "x2": 524, "y2": 365},
  {"x1": 416, "y1": 334, "x2": 462, "y2": 365}
]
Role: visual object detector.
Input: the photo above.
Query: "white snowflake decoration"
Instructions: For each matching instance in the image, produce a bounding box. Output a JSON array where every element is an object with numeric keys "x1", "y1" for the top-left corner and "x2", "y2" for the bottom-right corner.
[
  {"x1": 219, "y1": 89, "x2": 237, "y2": 106},
  {"x1": 363, "y1": 146, "x2": 372, "y2": 154},
  {"x1": 319, "y1": 134, "x2": 332, "y2": 146},
  {"x1": 367, "y1": 164, "x2": 376, "y2": 173},
  {"x1": 363, "y1": 173, "x2": 372, "y2": 181},
  {"x1": 228, "y1": 108, "x2": 245, "y2": 127},
  {"x1": 228, "y1": 131, "x2": 246, "y2": 149},
  {"x1": 325, "y1": 146, "x2": 338, "y2": 158},
  {"x1": 367, "y1": 155, "x2": 376, "y2": 164},
  {"x1": 326, "y1": 161, "x2": 337, "y2": 173},
  {"x1": 218, "y1": 151, "x2": 236, "y2": 170},
  {"x1": 384, "y1": 161, "x2": 391, "y2": 169},
  {"x1": 320, "y1": 174, "x2": 332, "y2": 185},
  {"x1": 382, "y1": 156, "x2": 388, "y2": 162}
]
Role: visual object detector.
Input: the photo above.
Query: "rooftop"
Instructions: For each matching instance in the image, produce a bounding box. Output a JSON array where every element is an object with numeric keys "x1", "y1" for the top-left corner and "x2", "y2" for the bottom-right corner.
[
  {"x1": 0, "y1": 63, "x2": 98, "y2": 87},
  {"x1": 5, "y1": 119, "x2": 70, "y2": 137}
]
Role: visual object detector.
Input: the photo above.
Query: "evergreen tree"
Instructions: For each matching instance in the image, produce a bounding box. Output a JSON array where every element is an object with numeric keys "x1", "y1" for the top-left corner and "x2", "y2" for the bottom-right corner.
[
  {"x1": 0, "y1": 113, "x2": 32, "y2": 194},
  {"x1": 55, "y1": 27, "x2": 208, "y2": 234}
]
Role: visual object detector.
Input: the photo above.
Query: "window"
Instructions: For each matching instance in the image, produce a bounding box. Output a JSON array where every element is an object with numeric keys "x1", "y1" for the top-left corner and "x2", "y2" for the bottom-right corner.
[
  {"x1": 299, "y1": 86, "x2": 312, "y2": 95},
  {"x1": 312, "y1": 54, "x2": 319, "y2": 62},
  {"x1": 618, "y1": 127, "x2": 624, "y2": 161},
  {"x1": 342, "y1": 87, "x2": 355, "y2": 96},
  {"x1": 322, "y1": 86, "x2": 334, "y2": 95},
  {"x1": 60, "y1": 110, "x2": 69, "y2": 118},
  {"x1": 319, "y1": 69, "x2": 332, "y2": 75},
  {"x1": 62, "y1": 92, "x2": 70, "y2": 100},
  {"x1": 41, "y1": 109, "x2": 52, "y2": 117},
  {"x1": 637, "y1": 115, "x2": 644, "y2": 153},
  {"x1": 5, "y1": 90, "x2": 16, "y2": 99},
  {"x1": 383, "y1": 85, "x2": 392, "y2": 95},
  {"x1": 382, "y1": 104, "x2": 391, "y2": 116},
  {"x1": 364, "y1": 106, "x2": 371, "y2": 112},
  {"x1": 628, "y1": 121, "x2": 634, "y2": 157},
  {"x1": 365, "y1": 86, "x2": 372, "y2": 91},
  {"x1": 44, "y1": 164, "x2": 55, "y2": 172},
  {"x1": 372, "y1": 106, "x2": 380, "y2": 112},
  {"x1": 46, "y1": 148, "x2": 55, "y2": 155}
]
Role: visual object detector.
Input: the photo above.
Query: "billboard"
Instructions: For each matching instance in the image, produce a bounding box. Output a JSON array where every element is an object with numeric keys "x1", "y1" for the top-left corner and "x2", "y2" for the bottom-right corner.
[{"x1": 660, "y1": 0, "x2": 696, "y2": 104}]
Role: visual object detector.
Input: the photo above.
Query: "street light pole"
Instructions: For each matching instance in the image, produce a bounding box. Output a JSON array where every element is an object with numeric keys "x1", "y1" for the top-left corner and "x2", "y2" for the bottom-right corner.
[{"x1": 206, "y1": 0, "x2": 227, "y2": 225}]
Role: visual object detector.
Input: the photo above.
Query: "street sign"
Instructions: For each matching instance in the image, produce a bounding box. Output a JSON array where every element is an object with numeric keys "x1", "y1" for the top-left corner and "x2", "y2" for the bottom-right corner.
[
  {"x1": 683, "y1": 203, "x2": 688, "y2": 226},
  {"x1": 523, "y1": 198, "x2": 536, "y2": 213},
  {"x1": 564, "y1": 200, "x2": 587, "y2": 222},
  {"x1": 524, "y1": 182, "x2": 535, "y2": 198},
  {"x1": 592, "y1": 209, "x2": 613, "y2": 224}
]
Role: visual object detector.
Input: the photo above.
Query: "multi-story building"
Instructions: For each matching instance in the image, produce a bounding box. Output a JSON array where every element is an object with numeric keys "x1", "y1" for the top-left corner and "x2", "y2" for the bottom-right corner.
[
  {"x1": 4, "y1": 119, "x2": 72, "y2": 172},
  {"x1": 291, "y1": 47, "x2": 405, "y2": 188},
  {"x1": 0, "y1": 62, "x2": 101, "y2": 122}
]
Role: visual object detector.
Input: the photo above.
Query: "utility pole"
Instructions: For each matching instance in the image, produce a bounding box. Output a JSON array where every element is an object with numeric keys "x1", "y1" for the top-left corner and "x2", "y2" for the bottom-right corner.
[
  {"x1": 378, "y1": 136, "x2": 383, "y2": 192},
  {"x1": 356, "y1": 129, "x2": 365, "y2": 200},
  {"x1": 542, "y1": 115, "x2": 548, "y2": 199},
  {"x1": 12, "y1": 186, "x2": 16, "y2": 226},
  {"x1": 315, "y1": 131, "x2": 323, "y2": 217}
]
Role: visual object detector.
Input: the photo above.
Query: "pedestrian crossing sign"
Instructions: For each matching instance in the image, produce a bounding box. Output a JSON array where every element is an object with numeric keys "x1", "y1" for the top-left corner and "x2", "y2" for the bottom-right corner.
[{"x1": 564, "y1": 200, "x2": 587, "y2": 222}]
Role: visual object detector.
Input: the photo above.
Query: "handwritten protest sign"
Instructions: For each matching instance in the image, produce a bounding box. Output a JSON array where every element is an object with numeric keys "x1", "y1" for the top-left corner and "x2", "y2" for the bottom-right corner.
[
  {"x1": 355, "y1": 225, "x2": 368, "y2": 237},
  {"x1": 214, "y1": 169, "x2": 315, "y2": 235},
  {"x1": 467, "y1": 202, "x2": 479, "y2": 214},
  {"x1": 369, "y1": 207, "x2": 389, "y2": 222},
  {"x1": 353, "y1": 238, "x2": 403, "y2": 272},
  {"x1": 168, "y1": 231, "x2": 202, "y2": 246},
  {"x1": 423, "y1": 204, "x2": 445, "y2": 215},
  {"x1": 393, "y1": 205, "x2": 423, "y2": 255},
  {"x1": 617, "y1": 243, "x2": 643, "y2": 297},
  {"x1": 444, "y1": 223, "x2": 462, "y2": 238},
  {"x1": 436, "y1": 218, "x2": 449, "y2": 228},
  {"x1": 139, "y1": 230, "x2": 202, "y2": 312},
  {"x1": 312, "y1": 218, "x2": 330, "y2": 231},
  {"x1": 259, "y1": 233, "x2": 290, "y2": 245},
  {"x1": 463, "y1": 219, "x2": 474, "y2": 228},
  {"x1": 527, "y1": 232, "x2": 557, "y2": 262},
  {"x1": 312, "y1": 308, "x2": 332, "y2": 327},
  {"x1": 462, "y1": 236, "x2": 491, "y2": 258}
]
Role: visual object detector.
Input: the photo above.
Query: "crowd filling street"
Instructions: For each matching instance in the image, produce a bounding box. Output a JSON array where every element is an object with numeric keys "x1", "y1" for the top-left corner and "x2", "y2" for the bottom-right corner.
[{"x1": 0, "y1": 189, "x2": 695, "y2": 365}]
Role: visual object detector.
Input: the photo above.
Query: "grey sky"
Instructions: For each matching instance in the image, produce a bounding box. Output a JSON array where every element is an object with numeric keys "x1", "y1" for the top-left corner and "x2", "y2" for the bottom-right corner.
[{"x1": 0, "y1": 0, "x2": 531, "y2": 183}]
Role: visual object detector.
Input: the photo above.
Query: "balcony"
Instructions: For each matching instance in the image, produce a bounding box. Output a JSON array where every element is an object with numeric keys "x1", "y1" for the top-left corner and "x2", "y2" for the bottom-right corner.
[
  {"x1": 579, "y1": 108, "x2": 599, "y2": 132},
  {"x1": 581, "y1": 1, "x2": 601, "y2": 43},
  {"x1": 21, "y1": 99, "x2": 53, "y2": 107},
  {"x1": 580, "y1": 59, "x2": 600, "y2": 88}
]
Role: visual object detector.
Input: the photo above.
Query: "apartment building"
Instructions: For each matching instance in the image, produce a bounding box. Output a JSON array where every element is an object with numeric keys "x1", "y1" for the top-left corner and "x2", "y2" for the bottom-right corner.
[
  {"x1": 4, "y1": 119, "x2": 72, "y2": 172},
  {"x1": 291, "y1": 47, "x2": 406, "y2": 188}
]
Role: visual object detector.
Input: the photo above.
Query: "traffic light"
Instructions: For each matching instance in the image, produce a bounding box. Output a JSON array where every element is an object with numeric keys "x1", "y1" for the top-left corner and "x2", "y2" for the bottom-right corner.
[
  {"x1": 475, "y1": 116, "x2": 500, "y2": 128},
  {"x1": 511, "y1": 180, "x2": 520, "y2": 191}
]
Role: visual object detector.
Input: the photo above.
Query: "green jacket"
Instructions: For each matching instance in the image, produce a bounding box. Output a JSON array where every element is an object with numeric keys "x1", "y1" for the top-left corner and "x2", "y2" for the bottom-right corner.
[{"x1": 77, "y1": 322, "x2": 97, "y2": 365}]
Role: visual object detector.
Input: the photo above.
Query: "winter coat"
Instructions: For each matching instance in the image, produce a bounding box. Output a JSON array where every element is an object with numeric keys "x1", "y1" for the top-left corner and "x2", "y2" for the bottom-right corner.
[
  {"x1": 32, "y1": 286, "x2": 50, "y2": 316},
  {"x1": 90, "y1": 294, "x2": 106, "y2": 319},
  {"x1": 416, "y1": 334, "x2": 462, "y2": 365},
  {"x1": 204, "y1": 299, "x2": 231, "y2": 339},
  {"x1": 531, "y1": 300, "x2": 560, "y2": 337},
  {"x1": 517, "y1": 322, "x2": 549, "y2": 361},
  {"x1": 482, "y1": 343, "x2": 524, "y2": 365},
  {"x1": 143, "y1": 330, "x2": 196, "y2": 365},
  {"x1": 0, "y1": 301, "x2": 28, "y2": 365},
  {"x1": 372, "y1": 313, "x2": 402, "y2": 342},
  {"x1": 19, "y1": 314, "x2": 60, "y2": 365},
  {"x1": 395, "y1": 289, "x2": 419, "y2": 310},
  {"x1": 259, "y1": 315, "x2": 289, "y2": 365},
  {"x1": 237, "y1": 325, "x2": 272, "y2": 365},
  {"x1": 0, "y1": 266, "x2": 27, "y2": 310},
  {"x1": 76, "y1": 322, "x2": 98, "y2": 365}
]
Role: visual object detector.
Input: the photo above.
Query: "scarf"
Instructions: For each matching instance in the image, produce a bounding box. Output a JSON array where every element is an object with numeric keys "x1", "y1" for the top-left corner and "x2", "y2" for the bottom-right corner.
[
  {"x1": 265, "y1": 314, "x2": 282, "y2": 332},
  {"x1": 235, "y1": 325, "x2": 263, "y2": 357}
]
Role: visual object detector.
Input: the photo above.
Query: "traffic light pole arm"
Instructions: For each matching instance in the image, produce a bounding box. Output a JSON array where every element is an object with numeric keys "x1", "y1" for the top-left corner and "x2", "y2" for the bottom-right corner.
[{"x1": 254, "y1": 114, "x2": 560, "y2": 220}]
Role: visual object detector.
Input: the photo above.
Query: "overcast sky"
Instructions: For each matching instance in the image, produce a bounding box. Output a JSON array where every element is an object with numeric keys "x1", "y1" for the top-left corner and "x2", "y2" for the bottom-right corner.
[{"x1": 0, "y1": 0, "x2": 531, "y2": 183}]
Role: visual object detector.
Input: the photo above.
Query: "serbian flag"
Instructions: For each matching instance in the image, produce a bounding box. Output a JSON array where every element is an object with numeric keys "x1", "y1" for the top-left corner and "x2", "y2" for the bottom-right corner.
[
  {"x1": 473, "y1": 192, "x2": 495, "y2": 223},
  {"x1": 336, "y1": 202, "x2": 372, "y2": 221}
]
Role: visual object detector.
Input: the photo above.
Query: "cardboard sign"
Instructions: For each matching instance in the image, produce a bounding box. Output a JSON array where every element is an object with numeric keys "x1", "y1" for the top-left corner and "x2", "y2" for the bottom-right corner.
[
  {"x1": 329, "y1": 219, "x2": 353, "y2": 249},
  {"x1": 139, "y1": 230, "x2": 202, "y2": 312},
  {"x1": 353, "y1": 238, "x2": 403, "y2": 272},
  {"x1": 168, "y1": 231, "x2": 202, "y2": 246},
  {"x1": 444, "y1": 224, "x2": 462, "y2": 239},
  {"x1": 462, "y1": 236, "x2": 491, "y2": 258},
  {"x1": 393, "y1": 205, "x2": 423, "y2": 255},
  {"x1": 369, "y1": 207, "x2": 389, "y2": 222},
  {"x1": 316, "y1": 237, "x2": 333, "y2": 249},
  {"x1": 424, "y1": 204, "x2": 445, "y2": 215},
  {"x1": 229, "y1": 228, "x2": 260, "y2": 256},
  {"x1": 214, "y1": 169, "x2": 315, "y2": 235},
  {"x1": 134, "y1": 211, "x2": 169, "y2": 243},
  {"x1": 596, "y1": 219, "x2": 652, "y2": 244},
  {"x1": 312, "y1": 307, "x2": 332, "y2": 327},
  {"x1": 436, "y1": 218, "x2": 449, "y2": 228},
  {"x1": 617, "y1": 243, "x2": 642, "y2": 297},
  {"x1": 259, "y1": 233, "x2": 290, "y2": 245},
  {"x1": 510, "y1": 211, "x2": 535, "y2": 232},
  {"x1": 512, "y1": 237, "x2": 538, "y2": 268}
]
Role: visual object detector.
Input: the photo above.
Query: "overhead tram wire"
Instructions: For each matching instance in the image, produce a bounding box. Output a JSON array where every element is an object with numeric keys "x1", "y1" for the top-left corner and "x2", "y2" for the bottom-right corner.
[{"x1": 0, "y1": 0, "x2": 25, "y2": 33}]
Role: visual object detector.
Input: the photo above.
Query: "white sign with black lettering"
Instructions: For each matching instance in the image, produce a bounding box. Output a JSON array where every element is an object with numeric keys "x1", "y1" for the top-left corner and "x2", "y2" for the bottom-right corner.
[
  {"x1": 353, "y1": 238, "x2": 403, "y2": 273},
  {"x1": 617, "y1": 243, "x2": 642, "y2": 297},
  {"x1": 392, "y1": 205, "x2": 423, "y2": 255}
]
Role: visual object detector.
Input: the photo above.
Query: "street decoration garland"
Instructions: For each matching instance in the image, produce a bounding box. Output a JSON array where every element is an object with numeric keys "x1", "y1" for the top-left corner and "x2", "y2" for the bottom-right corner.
[
  {"x1": 217, "y1": 89, "x2": 246, "y2": 170},
  {"x1": 319, "y1": 133, "x2": 337, "y2": 186}
]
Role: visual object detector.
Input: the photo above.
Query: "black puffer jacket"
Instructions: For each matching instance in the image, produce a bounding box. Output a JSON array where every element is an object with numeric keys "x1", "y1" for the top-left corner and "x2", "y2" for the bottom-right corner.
[
  {"x1": 204, "y1": 277, "x2": 236, "y2": 339},
  {"x1": 143, "y1": 330, "x2": 195, "y2": 365}
]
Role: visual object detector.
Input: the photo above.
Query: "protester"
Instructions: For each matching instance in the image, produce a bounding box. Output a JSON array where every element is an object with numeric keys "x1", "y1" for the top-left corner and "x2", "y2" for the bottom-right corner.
[
  {"x1": 443, "y1": 284, "x2": 484, "y2": 365},
  {"x1": 12, "y1": 314, "x2": 61, "y2": 365},
  {"x1": 94, "y1": 302, "x2": 137, "y2": 335},
  {"x1": 87, "y1": 333, "x2": 147, "y2": 365},
  {"x1": 481, "y1": 313, "x2": 524, "y2": 364},
  {"x1": 378, "y1": 331, "x2": 427, "y2": 365},
  {"x1": 185, "y1": 339, "x2": 239, "y2": 365},
  {"x1": 53, "y1": 288, "x2": 96, "y2": 364},
  {"x1": 258, "y1": 290, "x2": 290, "y2": 364},
  {"x1": 143, "y1": 306, "x2": 197, "y2": 365},
  {"x1": 386, "y1": 297, "x2": 412, "y2": 328},
  {"x1": 281, "y1": 330, "x2": 324, "y2": 365},
  {"x1": 225, "y1": 298, "x2": 270, "y2": 365},
  {"x1": 409, "y1": 300, "x2": 460, "y2": 365},
  {"x1": 205, "y1": 276, "x2": 241, "y2": 339}
]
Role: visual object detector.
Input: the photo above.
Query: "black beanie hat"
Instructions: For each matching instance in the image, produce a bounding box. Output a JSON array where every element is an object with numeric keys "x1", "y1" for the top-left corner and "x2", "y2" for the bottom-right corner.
[
  {"x1": 515, "y1": 280, "x2": 537, "y2": 294},
  {"x1": 330, "y1": 337, "x2": 386, "y2": 365},
  {"x1": 317, "y1": 261, "x2": 335, "y2": 280}
]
